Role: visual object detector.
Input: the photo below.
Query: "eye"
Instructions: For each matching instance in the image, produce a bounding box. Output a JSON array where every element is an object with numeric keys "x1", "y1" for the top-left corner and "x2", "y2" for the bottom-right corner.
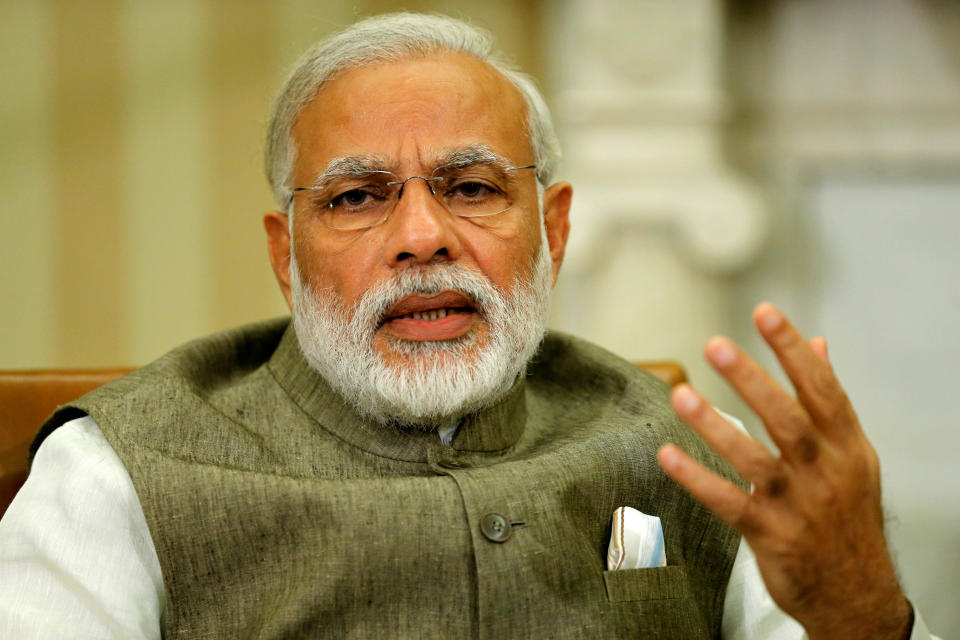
[
  {"x1": 330, "y1": 188, "x2": 379, "y2": 209},
  {"x1": 451, "y1": 181, "x2": 497, "y2": 200}
]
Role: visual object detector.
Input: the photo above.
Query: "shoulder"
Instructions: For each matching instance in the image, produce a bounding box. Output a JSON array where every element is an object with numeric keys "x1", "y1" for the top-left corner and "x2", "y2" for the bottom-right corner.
[
  {"x1": 33, "y1": 317, "x2": 291, "y2": 455},
  {"x1": 528, "y1": 330, "x2": 674, "y2": 409},
  {"x1": 528, "y1": 331, "x2": 744, "y2": 485},
  {"x1": 120, "y1": 316, "x2": 290, "y2": 394},
  {"x1": 524, "y1": 331, "x2": 683, "y2": 443}
]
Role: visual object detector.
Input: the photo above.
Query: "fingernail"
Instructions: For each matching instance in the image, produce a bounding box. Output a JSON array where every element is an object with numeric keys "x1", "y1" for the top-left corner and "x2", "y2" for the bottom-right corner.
[
  {"x1": 757, "y1": 304, "x2": 783, "y2": 332},
  {"x1": 706, "y1": 337, "x2": 736, "y2": 368},
  {"x1": 658, "y1": 446, "x2": 681, "y2": 471},
  {"x1": 673, "y1": 385, "x2": 701, "y2": 414}
]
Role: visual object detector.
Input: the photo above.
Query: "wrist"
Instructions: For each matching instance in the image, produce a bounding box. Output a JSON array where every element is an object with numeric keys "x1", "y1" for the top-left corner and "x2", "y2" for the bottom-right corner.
[{"x1": 806, "y1": 593, "x2": 912, "y2": 640}]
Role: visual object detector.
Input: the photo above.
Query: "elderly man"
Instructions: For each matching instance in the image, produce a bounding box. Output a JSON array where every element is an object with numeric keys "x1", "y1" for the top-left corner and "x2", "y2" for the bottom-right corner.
[{"x1": 0, "y1": 13, "x2": 940, "y2": 640}]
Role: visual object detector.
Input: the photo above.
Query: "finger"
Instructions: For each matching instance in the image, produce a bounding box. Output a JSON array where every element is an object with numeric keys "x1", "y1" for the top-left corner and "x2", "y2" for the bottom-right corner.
[
  {"x1": 658, "y1": 444, "x2": 761, "y2": 536},
  {"x1": 809, "y1": 336, "x2": 828, "y2": 363},
  {"x1": 753, "y1": 303, "x2": 857, "y2": 438},
  {"x1": 703, "y1": 337, "x2": 821, "y2": 465},
  {"x1": 806, "y1": 338, "x2": 844, "y2": 407},
  {"x1": 671, "y1": 384, "x2": 780, "y2": 486}
]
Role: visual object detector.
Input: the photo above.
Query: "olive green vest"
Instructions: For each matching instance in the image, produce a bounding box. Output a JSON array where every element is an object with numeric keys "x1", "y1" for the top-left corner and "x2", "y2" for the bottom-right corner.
[{"x1": 37, "y1": 319, "x2": 745, "y2": 639}]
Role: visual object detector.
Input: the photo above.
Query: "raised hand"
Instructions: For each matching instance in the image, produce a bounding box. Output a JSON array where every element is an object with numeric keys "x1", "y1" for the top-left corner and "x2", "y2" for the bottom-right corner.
[{"x1": 658, "y1": 302, "x2": 912, "y2": 640}]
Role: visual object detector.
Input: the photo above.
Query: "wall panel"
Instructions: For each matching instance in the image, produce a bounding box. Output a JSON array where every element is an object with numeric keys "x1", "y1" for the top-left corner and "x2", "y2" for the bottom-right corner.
[
  {"x1": 0, "y1": 1, "x2": 57, "y2": 367},
  {"x1": 51, "y1": 0, "x2": 129, "y2": 366},
  {"x1": 121, "y1": 1, "x2": 213, "y2": 364}
]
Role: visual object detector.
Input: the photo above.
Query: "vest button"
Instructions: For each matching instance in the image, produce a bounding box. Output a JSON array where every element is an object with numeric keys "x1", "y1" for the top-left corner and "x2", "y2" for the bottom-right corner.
[
  {"x1": 479, "y1": 512, "x2": 513, "y2": 543},
  {"x1": 437, "y1": 459, "x2": 467, "y2": 469}
]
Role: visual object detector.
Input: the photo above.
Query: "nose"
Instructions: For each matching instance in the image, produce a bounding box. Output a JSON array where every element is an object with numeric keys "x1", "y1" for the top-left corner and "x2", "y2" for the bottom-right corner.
[{"x1": 381, "y1": 176, "x2": 462, "y2": 267}]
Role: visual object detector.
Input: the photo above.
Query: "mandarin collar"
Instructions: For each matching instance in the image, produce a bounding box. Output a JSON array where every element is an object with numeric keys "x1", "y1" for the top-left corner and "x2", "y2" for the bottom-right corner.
[{"x1": 266, "y1": 323, "x2": 527, "y2": 463}]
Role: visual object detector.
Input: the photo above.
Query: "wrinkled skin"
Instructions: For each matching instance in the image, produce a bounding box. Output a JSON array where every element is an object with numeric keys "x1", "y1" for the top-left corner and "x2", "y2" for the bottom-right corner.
[
  {"x1": 264, "y1": 52, "x2": 571, "y2": 371},
  {"x1": 659, "y1": 302, "x2": 912, "y2": 640}
]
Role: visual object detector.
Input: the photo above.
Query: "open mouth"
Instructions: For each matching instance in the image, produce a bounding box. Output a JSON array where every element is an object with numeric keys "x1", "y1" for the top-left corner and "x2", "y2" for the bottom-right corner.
[{"x1": 380, "y1": 291, "x2": 480, "y2": 341}]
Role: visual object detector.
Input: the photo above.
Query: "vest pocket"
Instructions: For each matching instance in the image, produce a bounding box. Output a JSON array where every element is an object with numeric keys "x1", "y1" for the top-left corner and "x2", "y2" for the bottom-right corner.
[{"x1": 602, "y1": 565, "x2": 688, "y2": 602}]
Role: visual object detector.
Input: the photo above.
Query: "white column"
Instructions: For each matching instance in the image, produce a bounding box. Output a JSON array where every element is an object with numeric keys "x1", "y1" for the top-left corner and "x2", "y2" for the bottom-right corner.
[{"x1": 544, "y1": 0, "x2": 765, "y2": 401}]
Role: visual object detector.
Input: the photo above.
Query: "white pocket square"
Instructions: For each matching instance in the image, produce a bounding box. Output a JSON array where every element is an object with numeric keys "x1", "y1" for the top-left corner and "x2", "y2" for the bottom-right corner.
[{"x1": 606, "y1": 506, "x2": 667, "y2": 570}]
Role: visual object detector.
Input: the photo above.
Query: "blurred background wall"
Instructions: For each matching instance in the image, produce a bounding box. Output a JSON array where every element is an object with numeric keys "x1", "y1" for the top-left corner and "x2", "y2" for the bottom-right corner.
[{"x1": 1, "y1": 0, "x2": 956, "y2": 632}]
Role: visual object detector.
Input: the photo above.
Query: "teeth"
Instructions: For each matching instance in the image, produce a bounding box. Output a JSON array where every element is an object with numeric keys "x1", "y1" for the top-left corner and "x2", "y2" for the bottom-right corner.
[{"x1": 409, "y1": 308, "x2": 451, "y2": 321}]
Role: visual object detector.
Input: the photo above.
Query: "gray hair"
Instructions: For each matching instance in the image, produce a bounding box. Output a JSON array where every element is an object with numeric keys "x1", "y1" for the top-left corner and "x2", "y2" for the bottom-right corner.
[{"x1": 265, "y1": 12, "x2": 561, "y2": 210}]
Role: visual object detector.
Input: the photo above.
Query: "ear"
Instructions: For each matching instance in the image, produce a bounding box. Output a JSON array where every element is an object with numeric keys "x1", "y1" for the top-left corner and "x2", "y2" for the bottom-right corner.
[
  {"x1": 541, "y1": 182, "x2": 573, "y2": 284},
  {"x1": 263, "y1": 210, "x2": 293, "y2": 310}
]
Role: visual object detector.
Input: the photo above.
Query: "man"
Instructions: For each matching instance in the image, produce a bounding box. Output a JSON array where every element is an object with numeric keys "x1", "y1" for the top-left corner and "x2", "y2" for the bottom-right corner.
[{"x1": 0, "y1": 12, "x2": 940, "y2": 639}]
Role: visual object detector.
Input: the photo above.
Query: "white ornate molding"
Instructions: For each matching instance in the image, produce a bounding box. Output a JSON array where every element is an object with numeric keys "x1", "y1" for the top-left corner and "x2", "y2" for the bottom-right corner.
[
  {"x1": 729, "y1": 0, "x2": 960, "y2": 171},
  {"x1": 546, "y1": 0, "x2": 768, "y2": 275}
]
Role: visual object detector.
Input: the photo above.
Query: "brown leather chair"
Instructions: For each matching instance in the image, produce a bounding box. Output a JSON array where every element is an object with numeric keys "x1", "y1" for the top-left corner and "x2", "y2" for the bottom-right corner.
[
  {"x1": 634, "y1": 361, "x2": 686, "y2": 388},
  {"x1": 0, "y1": 368, "x2": 132, "y2": 518},
  {"x1": 0, "y1": 361, "x2": 684, "y2": 518}
]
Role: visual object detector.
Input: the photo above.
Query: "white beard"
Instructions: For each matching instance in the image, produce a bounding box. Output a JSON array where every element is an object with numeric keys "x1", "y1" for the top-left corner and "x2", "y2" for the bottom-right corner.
[{"x1": 289, "y1": 231, "x2": 554, "y2": 428}]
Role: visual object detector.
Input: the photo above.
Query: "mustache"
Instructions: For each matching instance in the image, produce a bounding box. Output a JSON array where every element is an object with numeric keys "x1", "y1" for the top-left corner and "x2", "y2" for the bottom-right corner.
[{"x1": 348, "y1": 264, "x2": 502, "y2": 331}]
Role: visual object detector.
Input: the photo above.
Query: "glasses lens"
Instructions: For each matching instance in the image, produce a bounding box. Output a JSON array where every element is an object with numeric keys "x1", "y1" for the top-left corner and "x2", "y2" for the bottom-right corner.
[
  {"x1": 432, "y1": 165, "x2": 514, "y2": 218},
  {"x1": 296, "y1": 164, "x2": 533, "y2": 229},
  {"x1": 309, "y1": 173, "x2": 394, "y2": 230}
]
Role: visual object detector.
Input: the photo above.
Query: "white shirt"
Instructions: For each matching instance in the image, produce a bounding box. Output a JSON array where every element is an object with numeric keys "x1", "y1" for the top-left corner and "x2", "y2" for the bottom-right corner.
[{"x1": 0, "y1": 417, "x2": 940, "y2": 640}]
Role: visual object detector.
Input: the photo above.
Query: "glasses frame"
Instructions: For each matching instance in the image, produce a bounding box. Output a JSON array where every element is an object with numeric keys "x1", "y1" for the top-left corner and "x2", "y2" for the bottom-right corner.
[{"x1": 291, "y1": 163, "x2": 537, "y2": 231}]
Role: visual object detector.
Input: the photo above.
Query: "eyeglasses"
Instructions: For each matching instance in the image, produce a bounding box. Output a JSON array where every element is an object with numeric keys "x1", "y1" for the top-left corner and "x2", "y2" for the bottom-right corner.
[{"x1": 292, "y1": 163, "x2": 536, "y2": 231}]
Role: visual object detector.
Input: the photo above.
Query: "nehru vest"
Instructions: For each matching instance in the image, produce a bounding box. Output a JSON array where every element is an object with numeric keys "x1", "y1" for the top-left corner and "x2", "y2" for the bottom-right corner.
[{"x1": 37, "y1": 319, "x2": 746, "y2": 639}]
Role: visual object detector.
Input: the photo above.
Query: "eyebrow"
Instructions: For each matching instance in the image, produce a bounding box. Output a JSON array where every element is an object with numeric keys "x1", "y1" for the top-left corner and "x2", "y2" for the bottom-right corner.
[
  {"x1": 306, "y1": 145, "x2": 517, "y2": 188},
  {"x1": 432, "y1": 144, "x2": 511, "y2": 171},
  {"x1": 307, "y1": 155, "x2": 392, "y2": 188}
]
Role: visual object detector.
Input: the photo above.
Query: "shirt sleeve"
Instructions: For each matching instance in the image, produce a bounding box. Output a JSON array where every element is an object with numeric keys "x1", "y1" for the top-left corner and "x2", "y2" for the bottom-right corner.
[
  {"x1": 722, "y1": 537, "x2": 808, "y2": 639},
  {"x1": 722, "y1": 540, "x2": 943, "y2": 640},
  {"x1": 0, "y1": 415, "x2": 164, "y2": 639}
]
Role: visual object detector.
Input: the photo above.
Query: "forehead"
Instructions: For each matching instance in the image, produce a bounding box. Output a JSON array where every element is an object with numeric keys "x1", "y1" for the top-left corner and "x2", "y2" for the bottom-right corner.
[{"x1": 290, "y1": 52, "x2": 531, "y2": 180}]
